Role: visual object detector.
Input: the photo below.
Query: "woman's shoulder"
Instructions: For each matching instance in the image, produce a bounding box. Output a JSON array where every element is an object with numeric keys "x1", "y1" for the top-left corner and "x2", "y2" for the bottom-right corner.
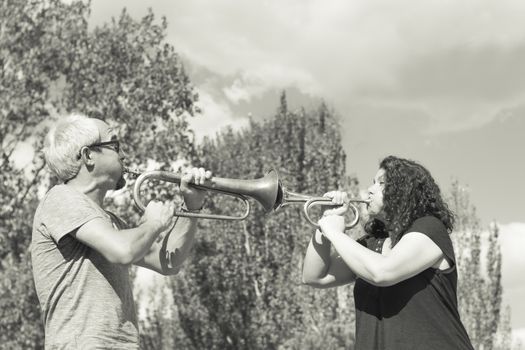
[
  {"x1": 412, "y1": 215, "x2": 444, "y2": 226},
  {"x1": 409, "y1": 215, "x2": 448, "y2": 237},
  {"x1": 409, "y1": 216, "x2": 456, "y2": 268}
]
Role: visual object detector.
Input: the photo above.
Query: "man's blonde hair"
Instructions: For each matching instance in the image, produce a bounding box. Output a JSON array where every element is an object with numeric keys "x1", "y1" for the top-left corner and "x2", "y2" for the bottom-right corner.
[{"x1": 43, "y1": 114, "x2": 100, "y2": 181}]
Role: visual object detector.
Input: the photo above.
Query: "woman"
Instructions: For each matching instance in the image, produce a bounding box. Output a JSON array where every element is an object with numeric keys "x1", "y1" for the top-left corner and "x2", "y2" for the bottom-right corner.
[{"x1": 302, "y1": 155, "x2": 474, "y2": 350}]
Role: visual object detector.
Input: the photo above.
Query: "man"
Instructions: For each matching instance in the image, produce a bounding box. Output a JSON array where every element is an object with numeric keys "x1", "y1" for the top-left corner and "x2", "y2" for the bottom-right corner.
[{"x1": 31, "y1": 114, "x2": 211, "y2": 349}]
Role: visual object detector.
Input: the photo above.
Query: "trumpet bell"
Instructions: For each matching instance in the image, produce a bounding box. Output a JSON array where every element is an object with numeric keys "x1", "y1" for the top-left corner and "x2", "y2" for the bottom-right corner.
[
  {"x1": 244, "y1": 169, "x2": 281, "y2": 212},
  {"x1": 209, "y1": 169, "x2": 282, "y2": 212}
]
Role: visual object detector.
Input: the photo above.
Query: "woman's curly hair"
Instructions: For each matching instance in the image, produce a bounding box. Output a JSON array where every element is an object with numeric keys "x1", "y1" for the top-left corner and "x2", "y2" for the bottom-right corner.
[{"x1": 365, "y1": 156, "x2": 455, "y2": 245}]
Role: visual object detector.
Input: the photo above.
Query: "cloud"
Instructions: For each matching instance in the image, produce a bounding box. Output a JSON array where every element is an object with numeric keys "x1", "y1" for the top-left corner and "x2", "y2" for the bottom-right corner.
[
  {"x1": 396, "y1": 45, "x2": 525, "y2": 102},
  {"x1": 222, "y1": 65, "x2": 317, "y2": 104},
  {"x1": 499, "y1": 222, "x2": 525, "y2": 331},
  {"x1": 189, "y1": 88, "x2": 249, "y2": 140},
  {"x1": 89, "y1": 0, "x2": 525, "y2": 131},
  {"x1": 513, "y1": 327, "x2": 525, "y2": 348},
  {"x1": 499, "y1": 222, "x2": 525, "y2": 289},
  {"x1": 152, "y1": 0, "x2": 525, "y2": 131}
]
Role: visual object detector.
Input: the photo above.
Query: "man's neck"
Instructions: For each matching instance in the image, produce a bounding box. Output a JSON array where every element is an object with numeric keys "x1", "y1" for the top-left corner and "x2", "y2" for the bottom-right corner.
[{"x1": 66, "y1": 178, "x2": 107, "y2": 207}]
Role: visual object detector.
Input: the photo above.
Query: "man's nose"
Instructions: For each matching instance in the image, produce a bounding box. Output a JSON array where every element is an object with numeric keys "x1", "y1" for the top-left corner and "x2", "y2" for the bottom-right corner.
[{"x1": 119, "y1": 147, "x2": 127, "y2": 160}]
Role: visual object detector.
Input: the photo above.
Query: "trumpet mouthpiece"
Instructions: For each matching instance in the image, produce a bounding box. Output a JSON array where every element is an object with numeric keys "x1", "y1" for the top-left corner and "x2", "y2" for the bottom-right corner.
[{"x1": 348, "y1": 198, "x2": 371, "y2": 205}]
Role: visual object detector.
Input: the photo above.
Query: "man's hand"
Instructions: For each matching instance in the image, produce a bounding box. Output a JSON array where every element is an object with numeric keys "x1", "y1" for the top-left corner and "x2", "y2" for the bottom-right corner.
[
  {"x1": 142, "y1": 201, "x2": 175, "y2": 233},
  {"x1": 180, "y1": 167, "x2": 213, "y2": 210}
]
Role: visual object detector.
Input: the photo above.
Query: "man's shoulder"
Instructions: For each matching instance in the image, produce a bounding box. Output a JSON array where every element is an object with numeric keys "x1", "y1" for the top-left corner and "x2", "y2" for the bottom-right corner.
[
  {"x1": 37, "y1": 184, "x2": 77, "y2": 212},
  {"x1": 39, "y1": 184, "x2": 103, "y2": 213},
  {"x1": 34, "y1": 184, "x2": 107, "y2": 243},
  {"x1": 45, "y1": 183, "x2": 81, "y2": 201}
]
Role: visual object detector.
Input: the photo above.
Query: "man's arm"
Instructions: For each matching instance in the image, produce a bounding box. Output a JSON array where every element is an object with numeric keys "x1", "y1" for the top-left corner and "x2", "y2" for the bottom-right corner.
[
  {"x1": 135, "y1": 167, "x2": 211, "y2": 275},
  {"x1": 134, "y1": 216, "x2": 196, "y2": 275},
  {"x1": 72, "y1": 201, "x2": 174, "y2": 265}
]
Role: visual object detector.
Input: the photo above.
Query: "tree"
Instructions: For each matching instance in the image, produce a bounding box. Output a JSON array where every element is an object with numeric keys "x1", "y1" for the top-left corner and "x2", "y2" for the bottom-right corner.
[
  {"x1": 139, "y1": 101, "x2": 511, "y2": 350},
  {"x1": 0, "y1": 1, "x2": 197, "y2": 348},
  {"x1": 1, "y1": 1, "x2": 511, "y2": 348},
  {"x1": 0, "y1": 1, "x2": 89, "y2": 346},
  {"x1": 139, "y1": 96, "x2": 361, "y2": 349},
  {"x1": 449, "y1": 181, "x2": 512, "y2": 350}
]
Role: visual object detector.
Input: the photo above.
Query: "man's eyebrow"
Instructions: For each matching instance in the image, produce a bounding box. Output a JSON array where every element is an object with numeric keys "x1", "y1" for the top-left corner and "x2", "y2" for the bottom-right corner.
[{"x1": 106, "y1": 128, "x2": 118, "y2": 140}]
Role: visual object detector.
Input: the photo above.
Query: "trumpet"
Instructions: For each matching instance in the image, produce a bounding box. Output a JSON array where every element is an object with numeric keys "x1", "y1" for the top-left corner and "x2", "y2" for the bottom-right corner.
[
  {"x1": 125, "y1": 167, "x2": 369, "y2": 229},
  {"x1": 274, "y1": 186, "x2": 370, "y2": 229}
]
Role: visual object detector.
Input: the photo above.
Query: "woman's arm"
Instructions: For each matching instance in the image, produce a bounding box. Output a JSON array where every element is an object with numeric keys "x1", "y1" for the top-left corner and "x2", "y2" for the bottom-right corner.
[
  {"x1": 319, "y1": 215, "x2": 444, "y2": 287},
  {"x1": 302, "y1": 229, "x2": 356, "y2": 288}
]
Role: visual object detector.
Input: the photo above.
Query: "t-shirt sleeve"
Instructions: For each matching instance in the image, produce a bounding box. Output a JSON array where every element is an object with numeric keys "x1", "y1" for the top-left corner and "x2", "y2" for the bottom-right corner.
[
  {"x1": 105, "y1": 210, "x2": 129, "y2": 230},
  {"x1": 40, "y1": 186, "x2": 107, "y2": 243},
  {"x1": 407, "y1": 216, "x2": 456, "y2": 269}
]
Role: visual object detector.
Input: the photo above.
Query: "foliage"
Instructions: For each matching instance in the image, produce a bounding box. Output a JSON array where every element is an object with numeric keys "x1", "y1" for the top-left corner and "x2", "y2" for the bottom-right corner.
[
  {"x1": 0, "y1": 153, "x2": 45, "y2": 349},
  {"x1": 139, "y1": 98, "x2": 513, "y2": 349},
  {"x1": 0, "y1": 1, "x2": 512, "y2": 349},
  {"x1": 0, "y1": 0, "x2": 196, "y2": 348},
  {"x1": 139, "y1": 94, "x2": 361, "y2": 349},
  {"x1": 449, "y1": 181, "x2": 512, "y2": 350}
]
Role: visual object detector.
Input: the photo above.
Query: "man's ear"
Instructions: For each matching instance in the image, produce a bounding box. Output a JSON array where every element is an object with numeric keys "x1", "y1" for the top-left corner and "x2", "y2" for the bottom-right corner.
[{"x1": 79, "y1": 147, "x2": 95, "y2": 166}]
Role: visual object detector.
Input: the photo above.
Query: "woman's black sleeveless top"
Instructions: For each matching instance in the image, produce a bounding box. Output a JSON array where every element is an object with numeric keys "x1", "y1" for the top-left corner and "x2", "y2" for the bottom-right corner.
[{"x1": 353, "y1": 216, "x2": 474, "y2": 350}]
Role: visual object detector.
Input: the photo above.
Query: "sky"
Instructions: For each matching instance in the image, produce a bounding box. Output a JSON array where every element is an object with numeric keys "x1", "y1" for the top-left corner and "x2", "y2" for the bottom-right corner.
[{"x1": 87, "y1": 0, "x2": 525, "y2": 345}]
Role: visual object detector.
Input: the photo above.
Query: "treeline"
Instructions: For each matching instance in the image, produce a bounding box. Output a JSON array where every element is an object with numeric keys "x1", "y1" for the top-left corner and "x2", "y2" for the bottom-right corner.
[
  {"x1": 450, "y1": 182, "x2": 513, "y2": 350},
  {"x1": 138, "y1": 96, "x2": 361, "y2": 349},
  {"x1": 136, "y1": 96, "x2": 512, "y2": 350},
  {"x1": 0, "y1": 1, "x2": 513, "y2": 349}
]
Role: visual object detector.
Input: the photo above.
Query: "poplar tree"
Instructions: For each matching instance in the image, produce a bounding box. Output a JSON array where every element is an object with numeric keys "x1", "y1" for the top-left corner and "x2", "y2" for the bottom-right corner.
[
  {"x1": 449, "y1": 181, "x2": 512, "y2": 350},
  {"x1": 139, "y1": 94, "x2": 360, "y2": 349}
]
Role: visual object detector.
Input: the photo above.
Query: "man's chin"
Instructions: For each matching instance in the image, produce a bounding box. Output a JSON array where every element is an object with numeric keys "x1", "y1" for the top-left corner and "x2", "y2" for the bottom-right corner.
[{"x1": 115, "y1": 176, "x2": 126, "y2": 190}]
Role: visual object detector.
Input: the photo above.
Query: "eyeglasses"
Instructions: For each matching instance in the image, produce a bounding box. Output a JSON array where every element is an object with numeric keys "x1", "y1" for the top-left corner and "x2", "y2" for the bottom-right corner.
[{"x1": 78, "y1": 140, "x2": 120, "y2": 159}]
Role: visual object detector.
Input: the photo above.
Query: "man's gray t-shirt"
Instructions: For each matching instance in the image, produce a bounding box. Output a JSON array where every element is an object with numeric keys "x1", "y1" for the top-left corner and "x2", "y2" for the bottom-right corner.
[{"x1": 31, "y1": 184, "x2": 139, "y2": 349}]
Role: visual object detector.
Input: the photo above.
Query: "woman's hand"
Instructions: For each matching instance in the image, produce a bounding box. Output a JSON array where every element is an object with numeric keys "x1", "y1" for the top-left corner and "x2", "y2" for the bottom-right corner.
[
  {"x1": 321, "y1": 190, "x2": 349, "y2": 216},
  {"x1": 318, "y1": 214, "x2": 346, "y2": 238}
]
